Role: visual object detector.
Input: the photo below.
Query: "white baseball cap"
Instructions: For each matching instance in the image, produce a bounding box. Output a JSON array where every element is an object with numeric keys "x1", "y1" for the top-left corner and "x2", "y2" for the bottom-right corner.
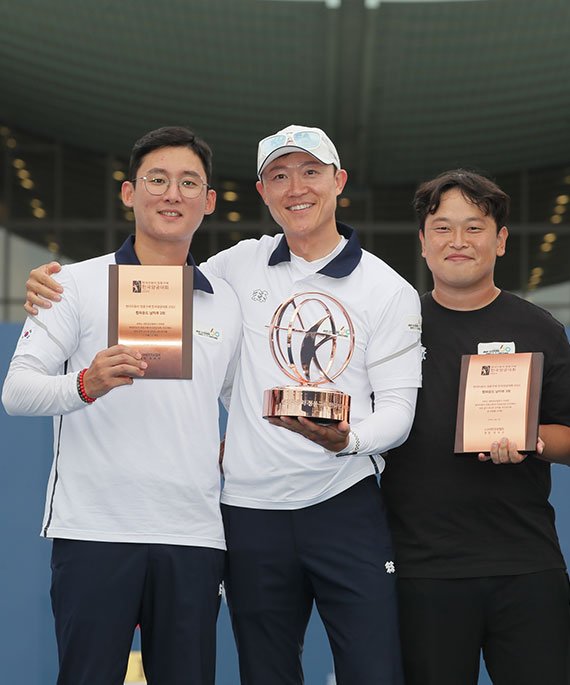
[{"x1": 257, "y1": 124, "x2": 341, "y2": 178}]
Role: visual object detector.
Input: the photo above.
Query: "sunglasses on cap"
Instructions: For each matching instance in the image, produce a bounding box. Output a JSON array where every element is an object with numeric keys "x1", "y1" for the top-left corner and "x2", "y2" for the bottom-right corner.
[{"x1": 258, "y1": 130, "x2": 324, "y2": 158}]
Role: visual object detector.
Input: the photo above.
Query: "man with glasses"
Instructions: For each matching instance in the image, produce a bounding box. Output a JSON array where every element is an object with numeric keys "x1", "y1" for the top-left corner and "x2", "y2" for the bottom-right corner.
[
  {"x1": 2, "y1": 126, "x2": 242, "y2": 685},
  {"x1": 22, "y1": 124, "x2": 422, "y2": 684}
]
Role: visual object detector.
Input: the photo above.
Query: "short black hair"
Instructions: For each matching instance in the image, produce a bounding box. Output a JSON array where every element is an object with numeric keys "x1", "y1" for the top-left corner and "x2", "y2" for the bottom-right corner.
[
  {"x1": 128, "y1": 126, "x2": 213, "y2": 183},
  {"x1": 414, "y1": 169, "x2": 510, "y2": 232}
]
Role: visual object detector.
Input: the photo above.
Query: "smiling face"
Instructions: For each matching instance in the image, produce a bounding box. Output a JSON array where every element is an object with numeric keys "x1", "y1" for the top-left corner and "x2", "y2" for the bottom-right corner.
[
  {"x1": 419, "y1": 187, "x2": 508, "y2": 309},
  {"x1": 122, "y1": 146, "x2": 216, "y2": 256},
  {"x1": 255, "y1": 151, "x2": 347, "y2": 258}
]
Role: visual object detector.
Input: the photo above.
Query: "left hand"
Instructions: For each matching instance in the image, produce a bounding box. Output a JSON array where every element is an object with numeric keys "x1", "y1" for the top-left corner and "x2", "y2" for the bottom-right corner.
[
  {"x1": 266, "y1": 416, "x2": 351, "y2": 453},
  {"x1": 478, "y1": 436, "x2": 545, "y2": 464}
]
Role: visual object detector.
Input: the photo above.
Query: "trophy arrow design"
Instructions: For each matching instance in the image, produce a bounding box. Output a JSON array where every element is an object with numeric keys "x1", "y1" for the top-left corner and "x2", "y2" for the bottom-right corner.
[{"x1": 262, "y1": 292, "x2": 355, "y2": 423}]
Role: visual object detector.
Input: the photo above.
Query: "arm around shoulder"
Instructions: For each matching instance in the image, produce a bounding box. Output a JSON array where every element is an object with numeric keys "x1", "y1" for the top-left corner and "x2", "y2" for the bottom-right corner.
[{"x1": 24, "y1": 261, "x2": 64, "y2": 315}]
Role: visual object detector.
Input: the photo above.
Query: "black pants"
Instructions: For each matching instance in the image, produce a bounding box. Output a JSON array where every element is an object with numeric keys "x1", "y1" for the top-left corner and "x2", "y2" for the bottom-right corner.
[
  {"x1": 397, "y1": 570, "x2": 570, "y2": 685},
  {"x1": 222, "y1": 476, "x2": 404, "y2": 685},
  {"x1": 50, "y1": 539, "x2": 224, "y2": 685}
]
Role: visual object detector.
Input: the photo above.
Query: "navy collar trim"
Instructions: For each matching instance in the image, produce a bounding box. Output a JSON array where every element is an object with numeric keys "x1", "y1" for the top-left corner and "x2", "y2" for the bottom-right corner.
[
  {"x1": 114, "y1": 235, "x2": 213, "y2": 293},
  {"x1": 267, "y1": 222, "x2": 362, "y2": 278}
]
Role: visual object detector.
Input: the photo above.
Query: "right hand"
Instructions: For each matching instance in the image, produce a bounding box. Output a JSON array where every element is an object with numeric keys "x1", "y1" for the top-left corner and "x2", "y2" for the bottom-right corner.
[
  {"x1": 24, "y1": 262, "x2": 64, "y2": 316},
  {"x1": 83, "y1": 345, "x2": 148, "y2": 399},
  {"x1": 266, "y1": 416, "x2": 351, "y2": 453}
]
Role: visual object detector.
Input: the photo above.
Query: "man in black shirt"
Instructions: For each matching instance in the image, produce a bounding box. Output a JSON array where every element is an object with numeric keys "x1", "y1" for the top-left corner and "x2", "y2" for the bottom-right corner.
[{"x1": 382, "y1": 169, "x2": 570, "y2": 685}]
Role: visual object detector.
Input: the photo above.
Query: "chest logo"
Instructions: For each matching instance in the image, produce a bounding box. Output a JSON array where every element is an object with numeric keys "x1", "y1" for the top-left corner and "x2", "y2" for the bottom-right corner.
[
  {"x1": 195, "y1": 326, "x2": 222, "y2": 341},
  {"x1": 477, "y1": 341, "x2": 516, "y2": 355},
  {"x1": 251, "y1": 289, "x2": 268, "y2": 303}
]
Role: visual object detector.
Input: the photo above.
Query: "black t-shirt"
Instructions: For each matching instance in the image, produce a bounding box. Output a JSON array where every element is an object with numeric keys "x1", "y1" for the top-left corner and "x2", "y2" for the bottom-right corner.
[{"x1": 382, "y1": 291, "x2": 570, "y2": 578}]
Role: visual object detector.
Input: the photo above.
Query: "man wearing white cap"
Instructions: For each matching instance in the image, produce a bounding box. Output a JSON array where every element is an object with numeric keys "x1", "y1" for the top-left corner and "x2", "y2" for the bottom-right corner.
[
  {"x1": 207, "y1": 124, "x2": 422, "y2": 684},
  {"x1": 23, "y1": 124, "x2": 422, "y2": 685}
]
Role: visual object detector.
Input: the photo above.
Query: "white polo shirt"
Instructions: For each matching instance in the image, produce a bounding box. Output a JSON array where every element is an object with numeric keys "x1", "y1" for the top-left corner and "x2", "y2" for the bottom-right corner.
[
  {"x1": 3, "y1": 236, "x2": 242, "y2": 548},
  {"x1": 202, "y1": 223, "x2": 422, "y2": 509}
]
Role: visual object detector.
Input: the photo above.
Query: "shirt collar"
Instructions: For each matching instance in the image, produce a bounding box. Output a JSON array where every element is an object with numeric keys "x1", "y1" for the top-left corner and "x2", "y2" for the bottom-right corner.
[
  {"x1": 267, "y1": 222, "x2": 362, "y2": 278},
  {"x1": 114, "y1": 235, "x2": 213, "y2": 293}
]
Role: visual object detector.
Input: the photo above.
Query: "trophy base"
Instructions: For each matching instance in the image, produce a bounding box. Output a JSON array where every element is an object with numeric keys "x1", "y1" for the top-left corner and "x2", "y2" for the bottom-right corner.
[{"x1": 263, "y1": 386, "x2": 350, "y2": 423}]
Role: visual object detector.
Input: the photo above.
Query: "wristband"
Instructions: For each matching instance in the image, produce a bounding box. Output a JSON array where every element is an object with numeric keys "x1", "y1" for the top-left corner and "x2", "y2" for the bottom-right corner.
[{"x1": 77, "y1": 369, "x2": 96, "y2": 404}]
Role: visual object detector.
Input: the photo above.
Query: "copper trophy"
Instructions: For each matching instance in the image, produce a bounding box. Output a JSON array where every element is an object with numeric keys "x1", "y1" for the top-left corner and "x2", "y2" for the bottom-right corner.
[{"x1": 262, "y1": 292, "x2": 355, "y2": 423}]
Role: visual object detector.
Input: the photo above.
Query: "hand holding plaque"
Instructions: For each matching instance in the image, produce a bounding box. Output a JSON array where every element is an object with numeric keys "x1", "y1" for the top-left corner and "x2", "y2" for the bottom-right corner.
[
  {"x1": 262, "y1": 292, "x2": 355, "y2": 423},
  {"x1": 454, "y1": 352, "x2": 543, "y2": 453}
]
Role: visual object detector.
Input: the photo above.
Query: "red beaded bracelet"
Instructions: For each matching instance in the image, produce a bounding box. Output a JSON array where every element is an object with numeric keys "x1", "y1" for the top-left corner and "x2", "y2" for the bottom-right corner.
[{"x1": 77, "y1": 368, "x2": 96, "y2": 404}]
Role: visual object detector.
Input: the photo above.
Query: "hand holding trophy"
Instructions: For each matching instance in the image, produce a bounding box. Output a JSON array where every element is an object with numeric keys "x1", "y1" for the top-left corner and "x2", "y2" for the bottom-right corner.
[{"x1": 262, "y1": 292, "x2": 355, "y2": 424}]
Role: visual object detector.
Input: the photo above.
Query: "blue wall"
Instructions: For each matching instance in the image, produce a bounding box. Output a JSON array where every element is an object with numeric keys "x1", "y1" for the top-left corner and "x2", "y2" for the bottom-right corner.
[
  {"x1": 2, "y1": 322, "x2": 570, "y2": 684},
  {"x1": 0, "y1": 324, "x2": 57, "y2": 681}
]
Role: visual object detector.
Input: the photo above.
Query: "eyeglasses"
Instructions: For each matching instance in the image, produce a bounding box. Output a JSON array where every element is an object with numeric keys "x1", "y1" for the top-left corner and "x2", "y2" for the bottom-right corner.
[
  {"x1": 258, "y1": 130, "x2": 324, "y2": 158},
  {"x1": 134, "y1": 173, "x2": 211, "y2": 199}
]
